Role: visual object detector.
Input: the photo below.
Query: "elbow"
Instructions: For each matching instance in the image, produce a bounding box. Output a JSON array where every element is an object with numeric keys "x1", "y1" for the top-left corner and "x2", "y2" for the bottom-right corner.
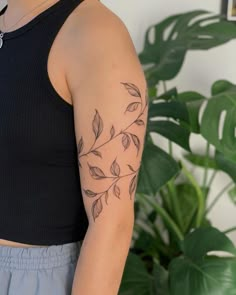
[
  {"x1": 114, "y1": 213, "x2": 135, "y2": 239},
  {"x1": 88, "y1": 212, "x2": 135, "y2": 239}
]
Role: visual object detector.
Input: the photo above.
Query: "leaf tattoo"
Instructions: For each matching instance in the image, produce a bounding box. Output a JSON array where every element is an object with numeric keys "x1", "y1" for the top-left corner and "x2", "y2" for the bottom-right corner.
[
  {"x1": 113, "y1": 184, "x2": 121, "y2": 199},
  {"x1": 125, "y1": 102, "x2": 141, "y2": 113},
  {"x1": 129, "y1": 175, "x2": 137, "y2": 199},
  {"x1": 105, "y1": 191, "x2": 109, "y2": 205},
  {"x1": 77, "y1": 136, "x2": 84, "y2": 155},
  {"x1": 110, "y1": 158, "x2": 121, "y2": 177},
  {"x1": 91, "y1": 150, "x2": 103, "y2": 158},
  {"x1": 145, "y1": 87, "x2": 149, "y2": 106},
  {"x1": 79, "y1": 81, "x2": 147, "y2": 221},
  {"x1": 122, "y1": 133, "x2": 131, "y2": 151},
  {"x1": 130, "y1": 134, "x2": 140, "y2": 155},
  {"x1": 93, "y1": 109, "x2": 103, "y2": 139},
  {"x1": 83, "y1": 189, "x2": 98, "y2": 198},
  {"x1": 78, "y1": 82, "x2": 146, "y2": 159},
  {"x1": 121, "y1": 82, "x2": 141, "y2": 98},
  {"x1": 135, "y1": 119, "x2": 145, "y2": 126},
  {"x1": 88, "y1": 163, "x2": 106, "y2": 180},
  {"x1": 77, "y1": 137, "x2": 84, "y2": 167},
  {"x1": 110, "y1": 125, "x2": 115, "y2": 139},
  {"x1": 127, "y1": 164, "x2": 136, "y2": 172},
  {"x1": 92, "y1": 198, "x2": 103, "y2": 222}
]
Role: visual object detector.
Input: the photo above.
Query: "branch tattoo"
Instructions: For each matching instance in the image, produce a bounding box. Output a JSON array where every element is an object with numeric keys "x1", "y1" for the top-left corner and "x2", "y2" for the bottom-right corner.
[{"x1": 77, "y1": 82, "x2": 148, "y2": 222}]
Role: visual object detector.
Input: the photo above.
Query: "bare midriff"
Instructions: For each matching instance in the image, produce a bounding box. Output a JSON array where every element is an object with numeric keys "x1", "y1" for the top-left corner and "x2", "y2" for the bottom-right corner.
[{"x1": 0, "y1": 239, "x2": 48, "y2": 247}]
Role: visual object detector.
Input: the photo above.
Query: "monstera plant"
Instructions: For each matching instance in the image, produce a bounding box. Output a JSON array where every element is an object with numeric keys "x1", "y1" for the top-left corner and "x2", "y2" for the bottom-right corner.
[{"x1": 118, "y1": 10, "x2": 236, "y2": 295}]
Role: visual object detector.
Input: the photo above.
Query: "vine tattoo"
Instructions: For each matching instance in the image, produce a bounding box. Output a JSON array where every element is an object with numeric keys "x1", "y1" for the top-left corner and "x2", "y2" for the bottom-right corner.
[{"x1": 77, "y1": 82, "x2": 148, "y2": 221}]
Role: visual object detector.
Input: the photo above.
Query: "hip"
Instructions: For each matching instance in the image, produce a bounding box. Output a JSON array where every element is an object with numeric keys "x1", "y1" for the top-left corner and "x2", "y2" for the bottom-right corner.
[{"x1": 0, "y1": 238, "x2": 47, "y2": 247}]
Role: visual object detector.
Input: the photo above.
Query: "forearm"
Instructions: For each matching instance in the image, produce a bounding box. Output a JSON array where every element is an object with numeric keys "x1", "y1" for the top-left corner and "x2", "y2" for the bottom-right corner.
[{"x1": 71, "y1": 219, "x2": 134, "y2": 295}]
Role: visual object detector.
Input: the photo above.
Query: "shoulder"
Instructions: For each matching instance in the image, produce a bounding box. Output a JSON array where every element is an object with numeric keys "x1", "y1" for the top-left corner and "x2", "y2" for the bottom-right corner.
[
  {"x1": 65, "y1": 0, "x2": 137, "y2": 67},
  {"x1": 69, "y1": 0, "x2": 131, "y2": 44},
  {"x1": 65, "y1": 0, "x2": 145, "y2": 95}
]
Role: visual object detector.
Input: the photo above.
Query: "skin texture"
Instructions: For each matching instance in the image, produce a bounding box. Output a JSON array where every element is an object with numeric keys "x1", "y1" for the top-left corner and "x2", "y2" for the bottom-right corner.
[
  {"x1": 63, "y1": 1, "x2": 148, "y2": 294},
  {"x1": 1, "y1": 1, "x2": 148, "y2": 294},
  {"x1": 1, "y1": 0, "x2": 60, "y2": 31},
  {"x1": 77, "y1": 82, "x2": 148, "y2": 222}
]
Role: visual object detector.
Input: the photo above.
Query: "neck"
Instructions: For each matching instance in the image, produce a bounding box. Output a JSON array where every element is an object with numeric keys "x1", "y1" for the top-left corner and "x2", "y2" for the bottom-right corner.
[
  {"x1": 1, "y1": 0, "x2": 55, "y2": 31},
  {"x1": 6, "y1": 0, "x2": 50, "y2": 12}
]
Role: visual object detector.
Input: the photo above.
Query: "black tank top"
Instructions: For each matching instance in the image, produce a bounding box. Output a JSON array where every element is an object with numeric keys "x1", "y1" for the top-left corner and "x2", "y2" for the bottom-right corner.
[{"x1": 0, "y1": 0, "x2": 88, "y2": 245}]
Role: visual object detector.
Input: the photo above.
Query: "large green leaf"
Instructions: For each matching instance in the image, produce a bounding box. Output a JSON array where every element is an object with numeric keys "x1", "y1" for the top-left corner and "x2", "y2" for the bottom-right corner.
[
  {"x1": 137, "y1": 140, "x2": 180, "y2": 195},
  {"x1": 152, "y1": 259, "x2": 170, "y2": 295},
  {"x1": 147, "y1": 89, "x2": 191, "y2": 151},
  {"x1": 228, "y1": 186, "x2": 236, "y2": 205},
  {"x1": 119, "y1": 253, "x2": 170, "y2": 295},
  {"x1": 201, "y1": 80, "x2": 236, "y2": 162},
  {"x1": 182, "y1": 227, "x2": 236, "y2": 259},
  {"x1": 118, "y1": 252, "x2": 154, "y2": 295},
  {"x1": 169, "y1": 227, "x2": 236, "y2": 295},
  {"x1": 148, "y1": 120, "x2": 191, "y2": 151},
  {"x1": 215, "y1": 150, "x2": 236, "y2": 182},
  {"x1": 174, "y1": 183, "x2": 198, "y2": 233},
  {"x1": 139, "y1": 11, "x2": 236, "y2": 86},
  {"x1": 133, "y1": 229, "x2": 160, "y2": 258},
  {"x1": 177, "y1": 91, "x2": 205, "y2": 133},
  {"x1": 133, "y1": 207, "x2": 165, "y2": 258},
  {"x1": 184, "y1": 153, "x2": 218, "y2": 170},
  {"x1": 148, "y1": 101, "x2": 189, "y2": 123},
  {"x1": 156, "y1": 88, "x2": 178, "y2": 101},
  {"x1": 170, "y1": 257, "x2": 236, "y2": 295},
  {"x1": 211, "y1": 80, "x2": 236, "y2": 96}
]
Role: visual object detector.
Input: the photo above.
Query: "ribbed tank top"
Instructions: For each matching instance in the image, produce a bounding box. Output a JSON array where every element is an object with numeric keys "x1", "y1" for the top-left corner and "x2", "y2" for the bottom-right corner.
[{"x1": 0, "y1": 0, "x2": 88, "y2": 245}]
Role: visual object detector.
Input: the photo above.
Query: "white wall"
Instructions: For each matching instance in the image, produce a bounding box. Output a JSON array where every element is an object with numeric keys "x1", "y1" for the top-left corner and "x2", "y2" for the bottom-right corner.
[
  {"x1": 0, "y1": 0, "x2": 6, "y2": 10},
  {"x1": 102, "y1": 0, "x2": 236, "y2": 243}
]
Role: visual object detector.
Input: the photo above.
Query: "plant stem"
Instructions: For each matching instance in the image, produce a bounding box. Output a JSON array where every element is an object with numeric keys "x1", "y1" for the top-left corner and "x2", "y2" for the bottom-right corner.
[
  {"x1": 140, "y1": 195, "x2": 184, "y2": 241},
  {"x1": 159, "y1": 188, "x2": 171, "y2": 212},
  {"x1": 181, "y1": 161, "x2": 205, "y2": 227},
  {"x1": 134, "y1": 220, "x2": 167, "y2": 255},
  {"x1": 168, "y1": 140, "x2": 173, "y2": 157},
  {"x1": 223, "y1": 226, "x2": 236, "y2": 234},
  {"x1": 137, "y1": 194, "x2": 167, "y2": 246},
  {"x1": 207, "y1": 170, "x2": 217, "y2": 190},
  {"x1": 202, "y1": 142, "x2": 210, "y2": 193},
  {"x1": 162, "y1": 81, "x2": 167, "y2": 94},
  {"x1": 162, "y1": 80, "x2": 183, "y2": 230},
  {"x1": 206, "y1": 181, "x2": 234, "y2": 215},
  {"x1": 163, "y1": 80, "x2": 173, "y2": 158},
  {"x1": 167, "y1": 180, "x2": 183, "y2": 231}
]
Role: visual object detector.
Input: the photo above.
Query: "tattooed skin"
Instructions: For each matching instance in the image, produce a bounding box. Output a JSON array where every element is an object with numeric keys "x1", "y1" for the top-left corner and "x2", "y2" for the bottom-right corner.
[{"x1": 77, "y1": 82, "x2": 148, "y2": 222}]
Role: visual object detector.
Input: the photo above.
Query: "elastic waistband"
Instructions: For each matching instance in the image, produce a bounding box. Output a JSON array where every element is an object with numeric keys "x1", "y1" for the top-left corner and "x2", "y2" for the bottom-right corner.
[{"x1": 0, "y1": 241, "x2": 81, "y2": 270}]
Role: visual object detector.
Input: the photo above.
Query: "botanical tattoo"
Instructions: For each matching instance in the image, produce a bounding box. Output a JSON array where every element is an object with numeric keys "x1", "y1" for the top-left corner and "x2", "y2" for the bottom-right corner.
[{"x1": 77, "y1": 82, "x2": 148, "y2": 222}]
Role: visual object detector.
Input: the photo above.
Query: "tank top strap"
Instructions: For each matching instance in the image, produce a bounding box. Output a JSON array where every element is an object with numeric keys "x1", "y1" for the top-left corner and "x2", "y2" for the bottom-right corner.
[
  {"x1": 42, "y1": 0, "x2": 83, "y2": 52},
  {"x1": 38, "y1": 0, "x2": 84, "y2": 111},
  {"x1": 0, "y1": 0, "x2": 83, "y2": 41}
]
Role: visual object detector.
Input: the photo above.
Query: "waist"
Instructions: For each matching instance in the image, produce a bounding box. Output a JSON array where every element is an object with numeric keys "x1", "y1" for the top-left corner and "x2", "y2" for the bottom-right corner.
[{"x1": 0, "y1": 239, "x2": 47, "y2": 248}]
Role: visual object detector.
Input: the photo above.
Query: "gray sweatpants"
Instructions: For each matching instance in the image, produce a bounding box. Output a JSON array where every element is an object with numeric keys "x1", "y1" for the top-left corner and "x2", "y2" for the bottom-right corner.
[{"x1": 0, "y1": 241, "x2": 81, "y2": 295}]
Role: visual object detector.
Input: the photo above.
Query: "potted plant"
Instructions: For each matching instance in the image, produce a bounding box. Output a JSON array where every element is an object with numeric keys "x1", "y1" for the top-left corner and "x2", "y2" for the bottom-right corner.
[{"x1": 118, "y1": 10, "x2": 236, "y2": 295}]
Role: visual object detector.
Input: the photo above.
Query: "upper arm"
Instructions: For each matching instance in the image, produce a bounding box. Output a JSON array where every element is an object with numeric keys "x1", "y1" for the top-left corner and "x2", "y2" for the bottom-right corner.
[{"x1": 66, "y1": 3, "x2": 148, "y2": 226}]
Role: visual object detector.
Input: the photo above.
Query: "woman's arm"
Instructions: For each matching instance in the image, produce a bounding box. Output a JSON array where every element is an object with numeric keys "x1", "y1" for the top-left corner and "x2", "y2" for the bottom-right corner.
[{"x1": 66, "y1": 2, "x2": 148, "y2": 294}]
